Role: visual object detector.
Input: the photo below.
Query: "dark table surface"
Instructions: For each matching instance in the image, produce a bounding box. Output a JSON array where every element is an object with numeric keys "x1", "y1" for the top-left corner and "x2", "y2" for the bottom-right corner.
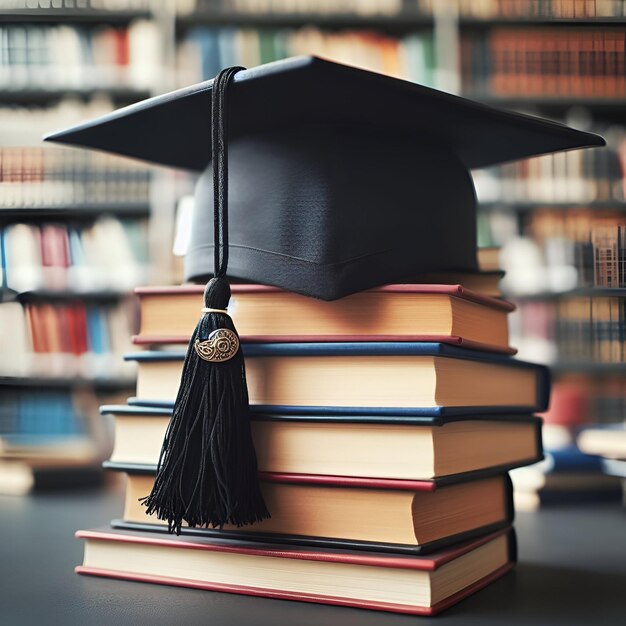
[{"x1": 1, "y1": 488, "x2": 625, "y2": 626}]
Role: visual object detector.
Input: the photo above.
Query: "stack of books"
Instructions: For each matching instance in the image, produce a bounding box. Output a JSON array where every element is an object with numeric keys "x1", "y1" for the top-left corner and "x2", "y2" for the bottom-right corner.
[
  {"x1": 511, "y1": 378, "x2": 623, "y2": 509},
  {"x1": 76, "y1": 282, "x2": 547, "y2": 616}
]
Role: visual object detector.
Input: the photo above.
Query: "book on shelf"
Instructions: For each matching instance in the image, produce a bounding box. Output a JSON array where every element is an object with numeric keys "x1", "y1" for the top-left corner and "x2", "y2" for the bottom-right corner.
[
  {"x1": 1, "y1": 217, "x2": 148, "y2": 293},
  {"x1": 0, "y1": 387, "x2": 94, "y2": 440},
  {"x1": 578, "y1": 423, "x2": 626, "y2": 459},
  {"x1": 511, "y1": 445, "x2": 623, "y2": 509},
  {"x1": 132, "y1": 284, "x2": 514, "y2": 351},
  {"x1": 75, "y1": 526, "x2": 515, "y2": 616},
  {"x1": 0, "y1": 460, "x2": 103, "y2": 496},
  {"x1": 462, "y1": 27, "x2": 626, "y2": 98},
  {"x1": 103, "y1": 405, "x2": 543, "y2": 481},
  {"x1": 111, "y1": 469, "x2": 514, "y2": 554},
  {"x1": 453, "y1": 0, "x2": 626, "y2": 18},
  {"x1": 481, "y1": 207, "x2": 626, "y2": 296},
  {"x1": 0, "y1": 385, "x2": 106, "y2": 495},
  {"x1": 125, "y1": 343, "x2": 550, "y2": 414},
  {"x1": 0, "y1": 146, "x2": 151, "y2": 208},
  {"x1": 510, "y1": 296, "x2": 626, "y2": 365},
  {"x1": 176, "y1": 25, "x2": 436, "y2": 86},
  {"x1": 0, "y1": 298, "x2": 135, "y2": 378},
  {"x1": 474, "y1": 129, "x2": 626, "y2": 204},
  {"x1": 0, "y1": 20, "x2": 160, "y2": 91}
]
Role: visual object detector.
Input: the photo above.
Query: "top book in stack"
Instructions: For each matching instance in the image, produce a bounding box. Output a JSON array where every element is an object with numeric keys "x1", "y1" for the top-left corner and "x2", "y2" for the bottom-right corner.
[{"x1": 132, "y1": 283, "x2": 515, "y2": 353}]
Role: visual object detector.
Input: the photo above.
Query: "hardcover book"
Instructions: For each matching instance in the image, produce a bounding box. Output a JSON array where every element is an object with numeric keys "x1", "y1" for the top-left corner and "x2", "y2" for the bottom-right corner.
[
  {"x1": 103, "y1": 404, "x2": 543, "y2": 480},
  {"x1": 106, "y1": 466, "x2": 514, "y2": 554},
  {"x1": 75, "y1": 527, "x2": 516, "y2": 616},
  {"x1": 125, "y1": 343, "x2": 550, "y2": 414},
  {"x1": 132, "y1": 284, "x2": 515, "y2": 353}
]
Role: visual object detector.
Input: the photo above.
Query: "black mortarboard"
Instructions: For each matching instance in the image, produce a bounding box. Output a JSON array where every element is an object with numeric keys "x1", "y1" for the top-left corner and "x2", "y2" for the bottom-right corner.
[{"x1": 45, "y1": 55, "x2": 604, "y2": 301}]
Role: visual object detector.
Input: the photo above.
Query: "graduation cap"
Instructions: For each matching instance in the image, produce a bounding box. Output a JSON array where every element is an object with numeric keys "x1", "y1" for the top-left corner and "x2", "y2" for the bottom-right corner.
[
  {"x1": 45, "y1": 55, "x2": 604, "y2": 301},
  {"x1": 45, "y1": 57, "x2": 604, "y2": 534}
]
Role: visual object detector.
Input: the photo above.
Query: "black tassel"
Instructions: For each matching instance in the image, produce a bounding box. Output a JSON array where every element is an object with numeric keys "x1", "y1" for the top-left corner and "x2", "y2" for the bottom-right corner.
[
  {"x1": 141, "y1": 277, "x2": 270, "y2": 534},
  {"x1": 140, "y1": 66, "x2": 270, "y2": 534}
]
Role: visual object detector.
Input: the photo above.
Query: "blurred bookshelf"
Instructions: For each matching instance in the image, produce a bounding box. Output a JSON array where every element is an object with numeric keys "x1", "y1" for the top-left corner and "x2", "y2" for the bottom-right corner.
[
  {"x1": 1, "y1": 0, "x2": 625, "y2": 502},
  {"x1": 0, "y1": 2, "x2": 162, "y2": 493}
]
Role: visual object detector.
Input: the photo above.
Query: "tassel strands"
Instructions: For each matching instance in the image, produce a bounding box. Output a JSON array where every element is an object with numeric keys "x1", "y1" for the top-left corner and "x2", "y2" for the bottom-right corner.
[{"x1": 140, "y1": 66, "x2": 270, "y2": 534}]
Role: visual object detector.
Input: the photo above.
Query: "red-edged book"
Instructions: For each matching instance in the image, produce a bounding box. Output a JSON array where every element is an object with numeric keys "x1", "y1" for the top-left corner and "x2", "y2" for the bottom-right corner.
[
  {"x1": 105, "y1": 464, "x2": 515, "y2": 555},
  {"x1": 132, "y1": 284, "x2": 515, "y2": 354},
  {"x1": 75, "y1": 527, "x2": 516, "y2": 616}
]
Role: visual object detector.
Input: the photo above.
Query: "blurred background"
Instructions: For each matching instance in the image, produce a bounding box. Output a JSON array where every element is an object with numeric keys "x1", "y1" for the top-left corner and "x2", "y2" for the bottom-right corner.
[{"x1": 0, "y1": 0, "x2": 625, "y2": 507}]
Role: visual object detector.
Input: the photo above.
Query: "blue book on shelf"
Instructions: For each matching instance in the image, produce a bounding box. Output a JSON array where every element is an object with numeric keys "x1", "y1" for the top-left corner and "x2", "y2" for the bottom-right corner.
[
  {"x1": 187, "y1": 27, "x2": 222, "y2": 81},
  {"x1": 544, "y1": 446, "x2": 604, "y2": 474},
  {"x1": 86, "y1": 306, "x2": 109, "y2": 355},
  {"x1": 124, "y1": 342, "x2": 550, "y2": 416}
]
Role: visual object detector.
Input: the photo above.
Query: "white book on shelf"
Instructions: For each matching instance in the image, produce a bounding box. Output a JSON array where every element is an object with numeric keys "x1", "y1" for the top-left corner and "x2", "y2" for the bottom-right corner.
[{"x1": 4, "y1": 224, "x2": 43, "y2": 293}]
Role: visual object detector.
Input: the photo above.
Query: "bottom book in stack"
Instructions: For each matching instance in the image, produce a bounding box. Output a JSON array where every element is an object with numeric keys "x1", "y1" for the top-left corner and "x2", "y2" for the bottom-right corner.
[
  {"x1": 76, "y1": 527, "x2": 516, "y2": 616},
  {"x1": 74, "y1": 405, "x2": 543, "y2": 615}
]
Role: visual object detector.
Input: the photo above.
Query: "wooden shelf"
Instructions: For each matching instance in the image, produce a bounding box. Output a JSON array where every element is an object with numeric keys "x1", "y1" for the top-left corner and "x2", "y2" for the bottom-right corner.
[
  {"x1": 0, "y1": 203, "x2": 150, "y2": 221},
  {"x1": 15, "y1": 290, "x2": 130, "y2": 302},
  {"x1": 552, "y1": 362, "x2": 626, "y2": 376},
  {"x1": 176, "y1": 10, "x2": 433, "y2": 30},
  {"x1": 0, "y1": 375, "x2": 136, "y2": 390},
  {"x1": 0, "y1": 9, "x2": 149, "y2": 23},
  {"x1": 0, "y1": 88, "x2": 150, "y2": 105},
  {"x1": 479, "y1": 201, "x2": 626, "y2": 213},
  {"x1": 459, "y1": 16, "x2": 626, "y2": 27}
]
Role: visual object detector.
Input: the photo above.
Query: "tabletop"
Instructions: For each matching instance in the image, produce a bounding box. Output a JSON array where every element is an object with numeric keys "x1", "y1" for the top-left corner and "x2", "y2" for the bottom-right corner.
[{"x1": 1, "y1": 488, "x2": 625, "y2": 625}]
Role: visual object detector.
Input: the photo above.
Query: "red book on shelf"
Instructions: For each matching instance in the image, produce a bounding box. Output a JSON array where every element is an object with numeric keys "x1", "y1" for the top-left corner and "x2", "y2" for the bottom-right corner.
[{"x1": 70, "y1": 304, "x2": 88, "y2": 356}]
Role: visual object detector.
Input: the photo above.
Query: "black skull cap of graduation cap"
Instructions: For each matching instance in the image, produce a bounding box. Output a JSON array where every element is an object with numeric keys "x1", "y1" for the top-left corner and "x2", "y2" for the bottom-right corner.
[{"x1": 44, "y1": 56, "x2": 604, "y2": 300}]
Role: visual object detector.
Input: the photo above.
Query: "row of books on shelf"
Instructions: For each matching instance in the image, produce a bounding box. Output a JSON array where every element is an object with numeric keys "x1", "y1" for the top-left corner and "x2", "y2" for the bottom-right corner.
[
  {"x1": 449, "y1": 0, "x2": 626, "y2": 18},
  {"x1": 511, "y1": 296, "x2": 626, "y2": 364},
  {"x1": 463, "y1": 28, "x2": 626, "y2": 97},
  {"x1": 0, "y1": 20, "x2": 160, "y2": 90},
  {"x1": 0, "y1": 299, "x2": 135, "y2": 377},
  {"x1": 0, "y1": 147, "x2": 151, "y2": 207},
  {"x1": 480, "y1": 209, "x2": 626, "y2": 293},
  {"x1": 0, "y1": 217, "x2": 148, "y2": 292},
  {"x1": 177, "y1": 25, "x2": 435, "y2": 86},
  {"x1": 177, "y1": 24, "x2": 626, "y2": 97},
  {"x1": 0, "y1": 387, "x2": 92, "y2": 440},
  {"x1": 474, "y1": 130, "x2": 626, "y2": 203},
  {"x1": 72, "y1": 279, "x2": 541, "y2": 615},
  {"x1": 0, "y1": 386, "x2": 108, "y2": 496},
  {"x1": 1, "y1": 1, "x2": 151, "y2": 10},
  {"x1": 174, "y1": 0, "x2": 626, "y2": 19},
  {"x1": 177, "y1": 0, "x2": 406, "y2": 17},
  {"x1": 12, "y1": 0, "x2": 625, "y2": 19}
]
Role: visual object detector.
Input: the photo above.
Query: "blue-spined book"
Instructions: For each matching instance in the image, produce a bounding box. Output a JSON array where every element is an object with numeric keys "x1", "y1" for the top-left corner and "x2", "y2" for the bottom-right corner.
[
  {"x1": 544, "y1": 446, "x2": 605, "y2": 474},
  {"x1": 123, "y1": 342, "x2": 550, "y2": 415},
  {"x1": 100, "y1": 403, "x2": 543, "y2": 479}
]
